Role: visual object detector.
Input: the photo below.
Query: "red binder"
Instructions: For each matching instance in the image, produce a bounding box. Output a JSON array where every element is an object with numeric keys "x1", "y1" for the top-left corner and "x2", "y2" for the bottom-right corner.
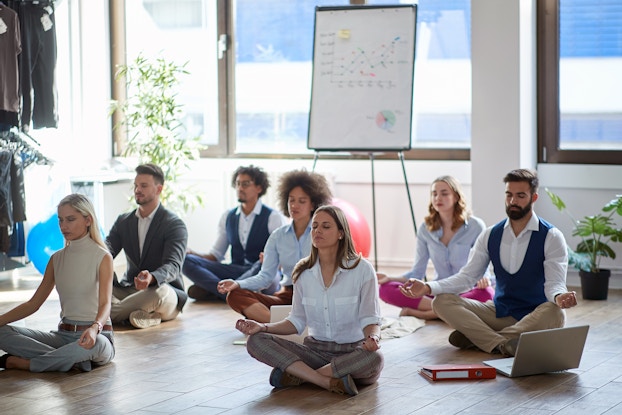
[{"x1": 419, "y1": 364, "x2": 496, "y2": 381}]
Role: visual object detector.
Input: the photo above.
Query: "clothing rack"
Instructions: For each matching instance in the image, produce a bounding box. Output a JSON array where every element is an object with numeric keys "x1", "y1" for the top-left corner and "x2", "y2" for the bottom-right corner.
[
  {"x1": 7, "y1": 1, "x2": 55, "y2": 4},
  {"x1": 0, "y1": 128, "x2": 53, "y2": 168},
  {"x1": 0, "y1": 129, "x2": 52, "y2": 272}
]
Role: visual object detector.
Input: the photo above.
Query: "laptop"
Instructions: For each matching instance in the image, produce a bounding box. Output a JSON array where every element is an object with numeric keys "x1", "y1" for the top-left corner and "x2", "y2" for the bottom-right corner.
[{"x1": 483, "y1": 325, "x2": 589, "y2": 377}]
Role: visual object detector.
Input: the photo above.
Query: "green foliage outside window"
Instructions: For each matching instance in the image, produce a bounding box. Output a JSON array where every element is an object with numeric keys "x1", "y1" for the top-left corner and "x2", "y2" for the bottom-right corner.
[{"x1": 110, "y1": 54, "x2": 205, "y2": 215}]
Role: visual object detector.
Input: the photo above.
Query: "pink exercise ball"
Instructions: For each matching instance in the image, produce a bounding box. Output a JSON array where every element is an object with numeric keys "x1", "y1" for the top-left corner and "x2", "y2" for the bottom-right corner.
[{"x1": 331, "y1": 198, "x2": 372, "y2": 258}]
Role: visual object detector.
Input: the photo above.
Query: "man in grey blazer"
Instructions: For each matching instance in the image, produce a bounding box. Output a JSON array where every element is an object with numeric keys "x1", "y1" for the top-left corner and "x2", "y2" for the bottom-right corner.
[{"x1": 106, "y1": 164, "x2": 188, "y2": 329}]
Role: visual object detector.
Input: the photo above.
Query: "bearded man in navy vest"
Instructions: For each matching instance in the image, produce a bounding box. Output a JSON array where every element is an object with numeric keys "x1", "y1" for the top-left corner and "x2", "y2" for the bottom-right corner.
[
  {"x1": 400, "y1": 169, "x2": 578, "y2": 356},
  {"x1": 183, "y1": 165, "x2": 287, "y2": 301}
]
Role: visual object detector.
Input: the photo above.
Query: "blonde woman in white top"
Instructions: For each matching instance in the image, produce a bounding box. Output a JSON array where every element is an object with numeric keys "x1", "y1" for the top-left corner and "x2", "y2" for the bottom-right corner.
[{"x1": 0, "y1": 194, "x2": 115, "y2": 372}]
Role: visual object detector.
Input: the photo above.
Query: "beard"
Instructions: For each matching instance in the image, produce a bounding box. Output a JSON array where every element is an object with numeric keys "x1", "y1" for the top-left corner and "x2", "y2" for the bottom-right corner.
[
  {"x1": 135, "y1": 194, "x2": 152, "y2": 206},
  {"x1": 506, "y1": 201, "x2": 532, "y2": 220}
]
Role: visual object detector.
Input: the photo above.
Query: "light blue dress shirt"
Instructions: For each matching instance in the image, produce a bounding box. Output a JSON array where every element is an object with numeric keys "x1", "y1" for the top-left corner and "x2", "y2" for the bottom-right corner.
[
  {"x1": 236, "y1": 220, "x2": 312, "y2": 292},
  {"x1": 402, "y1": 216, "x2": 489, "y2": 282}
]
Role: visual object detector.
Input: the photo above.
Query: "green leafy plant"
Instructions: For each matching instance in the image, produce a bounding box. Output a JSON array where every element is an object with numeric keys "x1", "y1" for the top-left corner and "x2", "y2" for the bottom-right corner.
[
  {"x1": 546, "y1": 189, "x2": 622, "y2": 273},
  {"x1": 110, "y1": 54, "x2": 205, "y2": 215}
]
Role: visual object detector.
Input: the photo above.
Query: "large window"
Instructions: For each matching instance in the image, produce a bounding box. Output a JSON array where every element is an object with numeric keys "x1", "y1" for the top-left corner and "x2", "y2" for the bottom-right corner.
[
  {"x1": 375, "y1": 0, "x2": 472, "y2": 150},
  {"x1": 232, "y1": 0, "x2": 348, "y2": 155},
  {"x1": 538, "y1": 0, "x2": 622, "y2": 164},
  {"x1": 116, "y1": 0, "x2": 472, "y2": 159},
  {"x1": 123, "y1": 0, "x2": 219, "y2": 148},
  {"x1": 232, "y1": 0, "x2": 472, "y2": 156}
]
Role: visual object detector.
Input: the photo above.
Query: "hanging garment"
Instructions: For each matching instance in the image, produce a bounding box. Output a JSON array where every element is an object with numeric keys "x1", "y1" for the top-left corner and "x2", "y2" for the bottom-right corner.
[
  {"x1": 10, "y1": 144, "x2": 26, "y2": 221},
  {"x1": 0, "y1": 225, "x2": 10, "y2": 253},
  {"x1": 7, "y1": 222, "x2": 25, "y2": 257},
  {"x1": 0, "y1": 4, "x2": 21, "y2": 128},
  {"x1": 0, "y1": 150, "x2": 13, "y2": 227},
  {"x1": 12, "y1": 0, "x2": 58, "y2": 130}
]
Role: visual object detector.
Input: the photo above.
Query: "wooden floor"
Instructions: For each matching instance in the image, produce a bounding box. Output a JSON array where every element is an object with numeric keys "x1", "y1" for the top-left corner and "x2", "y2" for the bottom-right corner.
[{"x1": 1, "y1": 266, "x2": 622, "y2": 415}]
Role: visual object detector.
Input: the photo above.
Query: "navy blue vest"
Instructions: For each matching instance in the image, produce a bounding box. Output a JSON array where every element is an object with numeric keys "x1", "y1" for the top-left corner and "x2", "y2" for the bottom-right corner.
[
  {"x1": 226, "y1": 205, "x2": 272, "y2": 265},
  {"x1": 489, "y1": 218, "x2": 552, "y2": 320}
]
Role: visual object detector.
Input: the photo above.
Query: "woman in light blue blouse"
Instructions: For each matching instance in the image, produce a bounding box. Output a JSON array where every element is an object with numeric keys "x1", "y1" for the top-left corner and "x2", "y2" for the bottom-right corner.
[
  {"x1": 377, "y1": 176, "x2": 494, "y2": 319},
  {"x1": 219, "y1": 169, "x2": 332, "y2": 323}
]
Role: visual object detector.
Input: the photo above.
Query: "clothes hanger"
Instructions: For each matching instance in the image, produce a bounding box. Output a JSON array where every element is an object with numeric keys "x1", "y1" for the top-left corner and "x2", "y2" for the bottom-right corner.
[{"x1": 0, "y1": 128, "x2": 53, "y2": 167}]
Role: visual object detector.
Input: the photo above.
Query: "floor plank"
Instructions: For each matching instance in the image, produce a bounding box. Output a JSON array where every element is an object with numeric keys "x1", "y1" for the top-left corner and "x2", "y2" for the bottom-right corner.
[{"x1": 1, "y1": 267, "x2": 621, "y2": 414}]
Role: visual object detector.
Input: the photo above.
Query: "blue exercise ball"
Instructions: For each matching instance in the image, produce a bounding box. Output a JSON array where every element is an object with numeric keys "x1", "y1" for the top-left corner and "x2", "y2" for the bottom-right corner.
[{"x1": 27, "y1": 213, "x2": 65, "y2": 275}]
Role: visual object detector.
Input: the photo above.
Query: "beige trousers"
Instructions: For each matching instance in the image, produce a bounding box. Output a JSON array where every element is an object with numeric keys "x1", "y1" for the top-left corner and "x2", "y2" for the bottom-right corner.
[
  {"x1": 111, "y1": 284, "x2": 180, "y2": 323},
  {"x1": 432, "y1": 293, "x2": 565, "y2": 352}
]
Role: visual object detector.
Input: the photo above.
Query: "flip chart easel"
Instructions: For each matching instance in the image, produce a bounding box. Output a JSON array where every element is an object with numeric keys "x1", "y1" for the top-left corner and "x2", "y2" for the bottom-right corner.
[
  {"x1": 308, "y1": 5, "x2": 418, "y2": 268},
  {"x1": 312, "y1": 152, "x2": 417, "y2": 270}
]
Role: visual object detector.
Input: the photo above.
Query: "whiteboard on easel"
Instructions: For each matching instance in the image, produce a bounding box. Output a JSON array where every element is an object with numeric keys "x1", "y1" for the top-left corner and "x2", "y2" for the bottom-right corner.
[{"x1": 307, "y1": 5, "x2": 417, "y2": 152}]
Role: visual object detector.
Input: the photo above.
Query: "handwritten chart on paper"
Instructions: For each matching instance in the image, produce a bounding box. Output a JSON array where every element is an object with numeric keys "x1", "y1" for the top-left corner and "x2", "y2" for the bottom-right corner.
[{"x1": 308, "y1": 5, "x2": 417, "y2": 151}]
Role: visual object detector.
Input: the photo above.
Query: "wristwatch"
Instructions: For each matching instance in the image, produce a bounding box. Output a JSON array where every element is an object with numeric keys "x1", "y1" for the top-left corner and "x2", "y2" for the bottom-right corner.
[{"x1": 92, "y1": 321, "x2": 103, "y2": 334}]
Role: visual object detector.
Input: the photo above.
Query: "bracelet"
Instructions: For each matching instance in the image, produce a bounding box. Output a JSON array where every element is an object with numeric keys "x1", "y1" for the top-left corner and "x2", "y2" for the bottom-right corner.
[
  {"x1": 368, "y1": 334, "x2": 380, "y2": 342},
  {"x1": 262, "y1": 323, "x2": 269, "y2": 333},
  {"x1": 92, "y1": 321, "x2": 103, "y2": 334}
]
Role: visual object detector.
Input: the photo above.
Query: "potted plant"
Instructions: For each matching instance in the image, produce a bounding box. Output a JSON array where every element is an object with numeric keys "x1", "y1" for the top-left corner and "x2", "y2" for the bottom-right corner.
[
  {"x1": 110, "y1": 54, "x2": 205, "y2": 215},
  {"x1": 545, "y1": 189, "x2": 622, "y2": 300}
]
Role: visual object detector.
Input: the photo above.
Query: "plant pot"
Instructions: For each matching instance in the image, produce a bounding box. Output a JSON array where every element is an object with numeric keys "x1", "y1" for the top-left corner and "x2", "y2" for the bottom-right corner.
[{"x1": 579, "y1": 269, "x2": 611, "y2": 300}]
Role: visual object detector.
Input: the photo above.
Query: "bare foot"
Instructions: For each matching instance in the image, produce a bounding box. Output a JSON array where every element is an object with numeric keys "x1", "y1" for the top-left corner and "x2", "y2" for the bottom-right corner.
[{"x1": 399, "y1": 307, "x2": 439, "y2": 320}]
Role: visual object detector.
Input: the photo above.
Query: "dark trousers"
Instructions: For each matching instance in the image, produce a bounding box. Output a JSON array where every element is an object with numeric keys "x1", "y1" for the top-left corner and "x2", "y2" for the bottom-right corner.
[
  {"x1": 10, "y1": 1, "x2": 58, "y2": 129},
  {"x1": 182, "y1": 254, "x2": 253, "y2": 300}
]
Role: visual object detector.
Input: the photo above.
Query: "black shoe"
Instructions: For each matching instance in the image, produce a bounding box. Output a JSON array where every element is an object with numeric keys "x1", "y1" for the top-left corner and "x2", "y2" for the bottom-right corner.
[
  {"x1": 448, "y1": 330, "x2": 478, "y2": 350},
  {"x1": 188, "y1": 285, "x2": 219, "y2": 301},
  {"x1": 496, "y1": 338, "x2": 519, "y2": 357},
  {"x1": 0, "y1": 353, "x2": 13, "y2": 369},
  {"x1": 269, "y1": 368, "x2": 304, "y2": 388},
  {"x1": 73, "y1": 360, "x2": 92, "y2": 372}
]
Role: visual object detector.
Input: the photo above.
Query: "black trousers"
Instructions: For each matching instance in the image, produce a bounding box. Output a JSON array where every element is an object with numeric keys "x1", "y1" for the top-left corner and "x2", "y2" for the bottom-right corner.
[{"x1": 9, "y1": 1, "x2": 58, "y2": 130}]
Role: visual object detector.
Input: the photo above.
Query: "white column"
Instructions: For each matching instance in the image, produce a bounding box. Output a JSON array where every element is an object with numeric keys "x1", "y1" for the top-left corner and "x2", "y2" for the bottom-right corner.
[{"x1": 470, "y1": 0, "x2": 536, "y2": 225}]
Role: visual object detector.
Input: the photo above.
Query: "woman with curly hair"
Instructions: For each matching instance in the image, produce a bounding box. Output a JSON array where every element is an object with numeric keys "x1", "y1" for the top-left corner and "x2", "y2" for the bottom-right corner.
[
  {"x1": 377, "y1": 176, "x2": 494, "y2": 319},
  {"x1": 219, "y1": 169, "x2": 332, "y2": 323}
]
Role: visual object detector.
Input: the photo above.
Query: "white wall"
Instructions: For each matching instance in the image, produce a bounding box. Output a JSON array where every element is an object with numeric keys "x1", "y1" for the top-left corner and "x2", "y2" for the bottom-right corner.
[{"x1": 178, "y1": 158, "x2": 473, "y2": 271}]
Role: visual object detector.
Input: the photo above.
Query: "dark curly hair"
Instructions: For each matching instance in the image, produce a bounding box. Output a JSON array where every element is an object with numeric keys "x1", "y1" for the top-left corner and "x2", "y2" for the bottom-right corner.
[
  {"x1": 277, "y1": 169, "x2": 333, "y2": 218},
  {"x1": 231, "y1": 165, "x2": 270, "y2": 197}
]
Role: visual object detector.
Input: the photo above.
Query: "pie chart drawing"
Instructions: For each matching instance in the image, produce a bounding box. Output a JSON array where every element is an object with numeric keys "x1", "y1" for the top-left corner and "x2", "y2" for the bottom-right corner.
[{"x1": 375, "y1": 110, "x2": 396, "y2": 131}]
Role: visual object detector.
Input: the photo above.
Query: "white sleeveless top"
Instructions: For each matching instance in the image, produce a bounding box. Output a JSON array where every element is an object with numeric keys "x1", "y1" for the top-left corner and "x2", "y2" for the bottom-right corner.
[{"x1": 52, "y1": 234, "x2": 109, "y2": 322}]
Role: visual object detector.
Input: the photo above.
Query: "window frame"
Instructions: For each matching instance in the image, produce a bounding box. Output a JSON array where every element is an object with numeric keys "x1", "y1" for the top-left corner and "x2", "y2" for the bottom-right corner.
[
  {"x1": 537, "y1": 0, "x2": 622, "y2": 165},
  {"x1": 111, "y1": 0, "x2": 470, "y2": 161}
]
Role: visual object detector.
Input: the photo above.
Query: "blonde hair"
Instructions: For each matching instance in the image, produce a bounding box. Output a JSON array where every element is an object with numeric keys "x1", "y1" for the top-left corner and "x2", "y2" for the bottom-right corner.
[
  {"x1": 57, "y1": 194, "x2": 106, "y2": 249},
  {"x1": 424, "y1": 175, "x2": 471, "y2": 232},
  {"x1": 292, "y1": 205, "x2": 361, "y2": 283}
]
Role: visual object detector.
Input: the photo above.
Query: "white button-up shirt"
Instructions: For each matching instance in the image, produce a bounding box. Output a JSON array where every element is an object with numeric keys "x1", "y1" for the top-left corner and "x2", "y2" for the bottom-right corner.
[
  {"x1": 287, "y1": 257, "x2": 382, "y2": 344},
  {"x1": 428, "y1": 213, "x2": 569, "y2": 302},
  {"x1": 209, "y1": 199, "x2": 286, "y2": 260},
  {"x1": 135, "y1": 204, "x2": 158, "y2": 256}
]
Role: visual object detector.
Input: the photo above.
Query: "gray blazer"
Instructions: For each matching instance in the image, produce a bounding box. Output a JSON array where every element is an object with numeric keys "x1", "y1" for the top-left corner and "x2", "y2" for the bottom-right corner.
[{"x1": 106, "y1": 204, "x2": 188, "y2": 311}]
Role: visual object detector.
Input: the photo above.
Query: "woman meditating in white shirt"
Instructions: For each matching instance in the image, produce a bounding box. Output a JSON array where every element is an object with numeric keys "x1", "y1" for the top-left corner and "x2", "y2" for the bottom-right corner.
[{"x1": 235, "y1": 205, "x2": 383, "y2": 396}]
